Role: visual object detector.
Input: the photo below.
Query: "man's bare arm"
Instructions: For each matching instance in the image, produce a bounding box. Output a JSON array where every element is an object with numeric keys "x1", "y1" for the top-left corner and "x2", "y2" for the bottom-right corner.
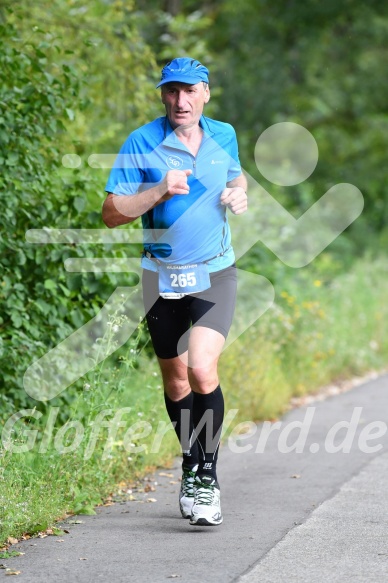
[
  {"x1": 226, "y1": 173, "x2": 248, "y2": 192},
  {"x1": 102, "y1": 169, "x2": 192, "y2": 228}
]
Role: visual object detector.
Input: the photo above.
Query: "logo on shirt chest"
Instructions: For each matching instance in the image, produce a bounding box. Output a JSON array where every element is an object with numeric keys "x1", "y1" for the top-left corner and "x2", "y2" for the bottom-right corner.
[{"x1": 166, "y1": 155, "x2": 183, "y2": 169}]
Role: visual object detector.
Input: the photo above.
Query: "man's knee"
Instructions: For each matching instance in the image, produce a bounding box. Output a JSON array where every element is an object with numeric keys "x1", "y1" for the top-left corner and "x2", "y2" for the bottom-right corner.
[
  {"x1": 158, "y1": 357, "x2": 191, "y2": 400},
  {"x1": 188, "y1": 366, "x2": 219, "y2": 394},
  {"x1": 163, "y1": 378, "x2": 191, "y2": 400}
]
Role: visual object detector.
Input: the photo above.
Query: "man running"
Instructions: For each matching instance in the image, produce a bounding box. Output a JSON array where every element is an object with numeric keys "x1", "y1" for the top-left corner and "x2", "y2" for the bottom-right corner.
[{"x1": 102, "y1": 57, "x2": 247, "y2": 526}]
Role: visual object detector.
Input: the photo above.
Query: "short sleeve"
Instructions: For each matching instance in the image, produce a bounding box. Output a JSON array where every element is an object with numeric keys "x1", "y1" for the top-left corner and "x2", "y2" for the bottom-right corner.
[
  {"x1": 105, "y1": 134, "x2": 145, "y2": 196},
  {"x1": 227, "y1": 127, "x2": 242, "y2": 182}
]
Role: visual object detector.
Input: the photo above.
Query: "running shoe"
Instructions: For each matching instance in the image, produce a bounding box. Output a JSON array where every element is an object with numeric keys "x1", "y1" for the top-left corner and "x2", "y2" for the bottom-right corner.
[
  {"x1": 189, "y1": 475, "x2": 223, "y2": 526},
  {"x1": 179, "y1": 465, "x2": 198, "y2": 518}
]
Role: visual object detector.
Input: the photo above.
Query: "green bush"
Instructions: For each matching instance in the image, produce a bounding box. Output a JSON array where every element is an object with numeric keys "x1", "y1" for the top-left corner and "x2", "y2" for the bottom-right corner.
[{"x1": 0, "y1": 12, "x2": 146, "y2": 417}]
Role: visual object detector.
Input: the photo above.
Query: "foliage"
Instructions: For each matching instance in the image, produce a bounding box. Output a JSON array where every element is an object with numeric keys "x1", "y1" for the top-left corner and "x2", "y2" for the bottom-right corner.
[
  {"x1": 0, "y1": 11, "x2": 81, "y2": 412},
  {"x1": 0, "y1": 9, "x2": 153, "y2": 416},
  {"x1": 7, "y1": 0, "x2": 162, "y2": 151}
]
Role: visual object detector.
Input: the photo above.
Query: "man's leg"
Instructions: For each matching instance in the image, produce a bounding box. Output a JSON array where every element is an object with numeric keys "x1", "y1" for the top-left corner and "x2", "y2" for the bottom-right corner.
[
  {"x1": 186, "y1": 326, "x2": 225, "y2": 483},
  {"x1": 159, "y1": 327, "x2": 225, "y2": 526},
  {"x1": 157, "y1": 356, "x2": 199, "y2": 518},
  {"x1": 158, "y1": 355, "x2": 199, "y2": 469},
  {"x1": 142, "y1": 269, "x2": 199, "y2": 469},
  {"x1": 184, "y1": 266, "x2": 237, "y2": 526},
  {"x1": 184, "y1": 266, "x2": 237, "y2": 484},
  {"x1": 183, "y1": 325, "x2": 225, "y2": 526}
]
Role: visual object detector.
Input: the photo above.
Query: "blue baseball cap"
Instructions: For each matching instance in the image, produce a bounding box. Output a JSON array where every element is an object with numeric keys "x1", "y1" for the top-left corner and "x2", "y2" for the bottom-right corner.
[{"x1": 156, "y1": 57, "x2": 209, "y2": 88}]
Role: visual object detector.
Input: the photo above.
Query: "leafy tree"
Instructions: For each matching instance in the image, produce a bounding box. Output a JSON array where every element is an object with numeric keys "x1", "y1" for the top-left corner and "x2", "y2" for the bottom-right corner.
[
  {"x1": 7, "y1": 0, "x2": 162, "y2": 151},
  {"x1": 0, "y1": 5, "x2": 157, "y2": 415},
  {"x1": 210, "y1": 1, "x2": 388, "y2": 226}
]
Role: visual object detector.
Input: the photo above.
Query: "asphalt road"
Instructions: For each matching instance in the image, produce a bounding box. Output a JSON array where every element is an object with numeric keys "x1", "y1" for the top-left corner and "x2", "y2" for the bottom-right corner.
[{"x1": 3, "y1": 373, "x2": 388, "y2": 582}]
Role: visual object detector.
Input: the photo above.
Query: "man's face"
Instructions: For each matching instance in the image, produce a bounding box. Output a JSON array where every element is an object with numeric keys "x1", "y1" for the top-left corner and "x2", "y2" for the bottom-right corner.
[{"x1": 161, "y1": 82, "x2": 210, "y2": 130}]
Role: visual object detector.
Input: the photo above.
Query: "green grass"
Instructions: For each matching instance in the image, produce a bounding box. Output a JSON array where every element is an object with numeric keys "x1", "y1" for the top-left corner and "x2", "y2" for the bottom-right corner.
[
  {"x1": 1, "y1": 255, "x2": 388, "y2": 546},
  {"x1": 0, "y1": 550, "x2": 23, "y2": 559},
  {"x1": 0, "y1": 360, "x2": 178, "y2": 545}
]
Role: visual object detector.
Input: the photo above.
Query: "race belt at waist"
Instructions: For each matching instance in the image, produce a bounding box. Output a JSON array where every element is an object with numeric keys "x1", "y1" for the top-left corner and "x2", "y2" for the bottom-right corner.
[{"x1": 143, "y1": 248, "x2": 231, "y2": 299}]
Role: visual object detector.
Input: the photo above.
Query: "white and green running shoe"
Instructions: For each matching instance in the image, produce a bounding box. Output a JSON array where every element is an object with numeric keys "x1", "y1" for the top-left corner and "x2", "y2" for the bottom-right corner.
[
  {"x1": 189, "y1": 475, "x2": 223, "y2": 526},
  {"x1": 179, "y1": 465, "x2": 198, "y2": 518}
]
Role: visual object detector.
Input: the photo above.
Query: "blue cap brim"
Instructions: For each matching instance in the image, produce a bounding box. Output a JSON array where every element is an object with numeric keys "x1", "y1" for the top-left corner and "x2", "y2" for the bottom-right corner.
[{"x1": 156, "y1": 75, "x2": 208, "y2": 88}]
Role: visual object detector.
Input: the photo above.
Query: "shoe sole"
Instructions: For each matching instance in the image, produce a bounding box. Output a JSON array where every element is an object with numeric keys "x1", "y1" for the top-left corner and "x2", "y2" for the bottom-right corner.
[{"x1": 189, "y1": 517, "x2": 223, "y2": 526}]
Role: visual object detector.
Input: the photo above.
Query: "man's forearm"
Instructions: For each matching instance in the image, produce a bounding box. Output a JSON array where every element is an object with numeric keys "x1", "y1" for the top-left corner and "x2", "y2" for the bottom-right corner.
[
  {"x1": 102, "y1": 169, "x2": 192, "y2": 228},
  {"x1": 226, "y1": 173, "x2": 248, "y2": 192},
  {"x1": 102, "y1": 184, "x2": 164, "y2": 228}
]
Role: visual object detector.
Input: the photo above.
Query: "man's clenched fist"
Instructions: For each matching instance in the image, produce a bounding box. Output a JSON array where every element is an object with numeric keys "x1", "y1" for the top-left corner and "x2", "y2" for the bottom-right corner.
[
  {"x1": 220, "y1": 186, "x2": 248, "y2": 215},
  {"x1": 159, "y1": 169, "x2": 192, "y2": 201}
]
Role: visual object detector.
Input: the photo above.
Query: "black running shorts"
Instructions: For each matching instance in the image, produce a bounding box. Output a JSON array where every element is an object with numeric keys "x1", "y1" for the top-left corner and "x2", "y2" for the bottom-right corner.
[{"x1": 142, "y1": 264, "x2": 237, "y2": 359}]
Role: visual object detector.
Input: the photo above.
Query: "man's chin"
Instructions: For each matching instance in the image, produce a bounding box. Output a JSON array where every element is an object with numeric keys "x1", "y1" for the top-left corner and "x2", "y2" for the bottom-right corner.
[
  {"x1": 170, "y1": 116, "x2": 198, "y2": 130},
  {"x1": 174, "y1": 114, "x2": 190, "y2": 123}
]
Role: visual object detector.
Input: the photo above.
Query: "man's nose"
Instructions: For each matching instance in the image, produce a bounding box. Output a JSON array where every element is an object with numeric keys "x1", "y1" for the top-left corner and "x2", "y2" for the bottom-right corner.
[{"x1": 176, "y1": 91, "x2": 187, "y2": 108}]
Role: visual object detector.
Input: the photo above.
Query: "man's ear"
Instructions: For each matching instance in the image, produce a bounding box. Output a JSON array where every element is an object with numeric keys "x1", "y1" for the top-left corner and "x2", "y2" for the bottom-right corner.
[
  {"x1": 204, "y1": 86, "x2": 210, "y2": 104},
  {"x1": 161, "y1": 90, "x2": 166, "y2": 104}
]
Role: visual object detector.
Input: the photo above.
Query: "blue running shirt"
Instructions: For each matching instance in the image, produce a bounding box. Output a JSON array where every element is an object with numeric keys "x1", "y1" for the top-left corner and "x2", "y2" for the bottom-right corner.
[{"x1": 105, "y1": 115, "x2": 242, "y2": 272}]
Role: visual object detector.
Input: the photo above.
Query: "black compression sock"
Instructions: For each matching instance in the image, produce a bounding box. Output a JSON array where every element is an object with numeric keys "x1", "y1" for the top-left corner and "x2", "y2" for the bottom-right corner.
[
  {"x1": 164, "y1": 392, "x2": 199, "y2": 468},
  {"x1": 192, "y1": 385, "x2": 224, "y2": 481}
]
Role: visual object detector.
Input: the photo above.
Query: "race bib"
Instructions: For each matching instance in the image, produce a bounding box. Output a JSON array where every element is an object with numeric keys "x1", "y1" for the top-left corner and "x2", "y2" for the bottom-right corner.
[{"x1": 158, "y1": 262, "x2": 211, "y2": 299}]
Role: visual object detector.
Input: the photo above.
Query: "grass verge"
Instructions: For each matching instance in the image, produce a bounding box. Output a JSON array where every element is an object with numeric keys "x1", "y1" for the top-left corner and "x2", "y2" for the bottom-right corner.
[{"x1": 221, "y1": 255, "x2": 388, "y2": 422}]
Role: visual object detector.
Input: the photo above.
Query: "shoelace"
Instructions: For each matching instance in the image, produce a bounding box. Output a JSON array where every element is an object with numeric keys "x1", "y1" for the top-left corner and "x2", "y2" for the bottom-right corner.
[
  {"x1": 194, "y1": 482, "x2": 216, "y2": 506},
  {"x1": 181, "y1": 470, "x2": 196, "y2": 497}
]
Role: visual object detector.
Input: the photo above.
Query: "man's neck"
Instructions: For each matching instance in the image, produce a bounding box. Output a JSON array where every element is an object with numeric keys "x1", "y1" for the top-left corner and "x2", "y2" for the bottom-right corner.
[{"x1": 173, "y1": 123, "x2": 203, "y2": 142}]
